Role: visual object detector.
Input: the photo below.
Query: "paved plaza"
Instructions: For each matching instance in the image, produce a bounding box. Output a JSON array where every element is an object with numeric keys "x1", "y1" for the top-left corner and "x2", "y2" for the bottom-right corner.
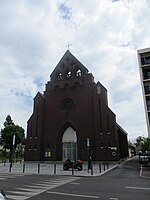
[{"x1": 0, "y1": 161, "x2": 118, "y2": 176}]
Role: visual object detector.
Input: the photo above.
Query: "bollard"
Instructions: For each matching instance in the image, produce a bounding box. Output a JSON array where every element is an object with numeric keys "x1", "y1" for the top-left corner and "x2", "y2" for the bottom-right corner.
[
  {"x1": 103, "y1": 163, "x2": 106, "y2": 171},
  {"x1": 4, "y1": 160, "x2": 6, "y2": 166},
  {"x1": 107, "y1": 162, "x2": 109, "y2": 170},
  {"x1": 38, "y1": 164, "x2": 40, "y2": 174},
  {"x1": 23, "y1": 163, "x2": 25, "y2": 173},
  {"x1": 54, "y1": 163, "x2": 56, "y2": 174},
  {"x1": 91, "y1": 167, "x2": 93, "y2": 175},
  {"x1": 99, "y1": 163, "x2": 101, "y2": 173}
]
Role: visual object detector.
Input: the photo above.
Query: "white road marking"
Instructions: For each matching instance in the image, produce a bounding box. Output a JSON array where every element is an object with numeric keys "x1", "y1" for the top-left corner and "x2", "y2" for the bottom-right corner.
[
  {"x1": 0, "y1": 174, "x2": 25, "y2": 180},
  {"x1": 70, "y1": 182, "x2": 80, "y2": 185},
  {"x1": 47, "y1": 191, "x2": 99, "y2": 198},
  {"x1": 140, "y1": 166, "x2": 143, "y2": 177},
  {"x1": 109, "y1": 198, "x2": 118, "y2": 200},
  {"x1": 125, "y1": 186, "x2": 150, "y2": 190},
  {"x1": 140, "y1": 166, "x2": 150, "y2": 179},
  {"x1": 6, "y1": 176, "x2": 80, "y2": 200}
]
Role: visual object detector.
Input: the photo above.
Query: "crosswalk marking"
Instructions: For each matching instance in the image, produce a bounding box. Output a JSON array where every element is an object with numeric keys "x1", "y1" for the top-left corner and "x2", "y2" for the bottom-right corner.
[
  {"x1": 5, "y1": 176, "x2": 80, "y2": 200},
  {"x1": 47, "y1": 191, "x2": 99, "y2": 198},
  {"x1": 0, "y1": 174, "x2": 25, "y2": 180}
]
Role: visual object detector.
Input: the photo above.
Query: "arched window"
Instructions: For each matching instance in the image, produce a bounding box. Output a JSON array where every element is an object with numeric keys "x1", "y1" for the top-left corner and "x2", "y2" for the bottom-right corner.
[
  {"x1": 76, "y1": 69, "x2": 81, "y2": 77},
  {"x1": 62, "y1": 127, "x2": 77, "y2": 161},
  {"x1": 66, "y1": 71, "x2": 72, "y2": 78},
  {"x1": 57, "y1": 73, "x2": 63, "y2": 80},
  {"x1": 61, "y1": 98, "x2": 75, "y2": 112}
]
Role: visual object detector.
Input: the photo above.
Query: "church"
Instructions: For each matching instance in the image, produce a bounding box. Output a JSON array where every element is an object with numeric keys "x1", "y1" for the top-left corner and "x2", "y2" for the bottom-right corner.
[{"x1": 24, "y1": 50, "x2": 129, "y2": 162}]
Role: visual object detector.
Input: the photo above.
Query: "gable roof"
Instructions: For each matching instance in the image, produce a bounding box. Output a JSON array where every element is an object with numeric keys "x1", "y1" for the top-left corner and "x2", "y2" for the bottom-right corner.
[{"x1": 50, "y1": 50, "x2": 89, "y2": 82}]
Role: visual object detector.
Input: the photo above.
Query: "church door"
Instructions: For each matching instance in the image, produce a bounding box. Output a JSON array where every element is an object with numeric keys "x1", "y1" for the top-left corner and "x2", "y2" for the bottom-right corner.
[{"x1": 62, "y1": 127, "x2": 77, "y2": 161}]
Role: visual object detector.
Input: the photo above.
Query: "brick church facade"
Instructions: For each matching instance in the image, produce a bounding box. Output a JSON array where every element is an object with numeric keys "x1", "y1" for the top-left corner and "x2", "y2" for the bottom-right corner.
[{"x1": 24, "y1": 50, "x2": 129, "y2": 161}]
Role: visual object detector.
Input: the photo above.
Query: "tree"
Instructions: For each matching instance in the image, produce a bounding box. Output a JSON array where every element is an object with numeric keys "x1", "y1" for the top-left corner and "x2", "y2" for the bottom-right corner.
[
  {"x1": 141, "y1": 138, "x2": 150, "y2": 152},
  {"x1": 135, "y1": 136, "x2": 150, "y2": 152},
  {"x1": 4, "y1": 115, "x2": 14, "y2": 127},
  {"x1": 134, "y1": 136, "x2": 145, "y2": 153},
  {"x1": 1, "y1": 124, "x2": 25, "y2": 149},
  {"x1": 1, "y1": 115, "x2": 25, "y2": 162}
]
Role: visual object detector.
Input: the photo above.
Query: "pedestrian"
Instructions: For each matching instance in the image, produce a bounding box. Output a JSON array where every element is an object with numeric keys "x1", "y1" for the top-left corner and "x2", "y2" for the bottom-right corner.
[{"x1": 88, "y1": 156, "x2": 92, "y2": 173}]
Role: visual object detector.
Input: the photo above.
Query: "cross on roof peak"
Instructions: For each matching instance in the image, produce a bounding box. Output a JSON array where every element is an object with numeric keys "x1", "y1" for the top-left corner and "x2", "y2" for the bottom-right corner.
[{"x1": 66, "y1": 43, "x2": 72, "y2": 51}]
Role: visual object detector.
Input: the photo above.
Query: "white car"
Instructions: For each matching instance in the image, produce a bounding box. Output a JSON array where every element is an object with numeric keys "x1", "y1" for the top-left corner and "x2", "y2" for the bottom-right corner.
[{"x1": 0, "y1": 191, "x2": 6, "y2": 200}]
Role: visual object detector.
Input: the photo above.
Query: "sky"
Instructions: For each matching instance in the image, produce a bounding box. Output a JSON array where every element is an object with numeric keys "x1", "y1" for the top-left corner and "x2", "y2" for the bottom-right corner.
[{"x1": 0, "y1": 0, "x2": 149, "y2": 142}]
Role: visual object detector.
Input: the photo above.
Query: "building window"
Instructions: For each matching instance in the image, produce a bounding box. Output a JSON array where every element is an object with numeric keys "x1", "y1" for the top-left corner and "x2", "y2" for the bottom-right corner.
[
  {"x1": 66, "y1": 71, "x2": 72, "y2": 78},
  {"x1": 57, "y1": 73, "x2": 63, "y2": 80},
  {"x1": 29, "y1": 123, "x2": 32, "y2": 138},
  {"x1": 45, "y1": 151, "x2": 51, "y2": 158},
  {"x1": 144, "y1": 85, "x2": 150, "y2": 95},
  {"x1": 76, "y1": 69, "x2": 81, "y2": 77},
  {"x1": 63, "y1": 142, "x2": 77, "y2": 161},
  {"x1": 35, "y1": 107, "x2": 39, "y2": 137},
  {"x1": 62, "y1": 127, "x2": 77, "y2": 161},
  {"x1": 99, "y1": 100, "x2": 103, "y2": 133},
  {"x1": 144, "y1": 71, "x2": 150, "y2": 79},
  {"x1": 107, "y1": 115, "x2": 110, "y2": 133},
  {"x1": 61, "y1": 98, "x2": 75, "y2": 112},
  {"x1": 147, "y1": 99, "x2": 150, "y2": 111},
  {"x1": 141, "y1": 56, "x2": 150, "y2": 65}
]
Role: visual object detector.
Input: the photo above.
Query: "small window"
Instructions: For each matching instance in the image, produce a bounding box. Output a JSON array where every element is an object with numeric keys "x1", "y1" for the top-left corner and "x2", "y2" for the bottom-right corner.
[
  {"x1": 76, "y1": 69, "x2": 81, "y2": 77},
  {"x1": 66, "y1": 71, "x2": 72, "y2": 78},
  {"x1": 57, "y1": 73, "x2": 63, "y2": 80}
]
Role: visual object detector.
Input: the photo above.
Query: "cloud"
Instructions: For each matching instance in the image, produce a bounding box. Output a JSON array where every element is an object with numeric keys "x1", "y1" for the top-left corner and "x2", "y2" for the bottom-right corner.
[
  {"x1": 112, "y1": 0, "x2": 119, "y2": 2},
  {"x1": 59, "y1": 2, "x2": 72, "y2": 20},
  {"x1": 0, "y1": 0, "x2": 149, "y2": 140}
]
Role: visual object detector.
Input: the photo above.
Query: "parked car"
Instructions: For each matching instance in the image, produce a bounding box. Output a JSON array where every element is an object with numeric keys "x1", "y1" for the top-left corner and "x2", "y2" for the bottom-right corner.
[
  {"x1": 0, "y1": 190, "x2": 6, "y2": 200},
  {"x1": 139, "y1": 152, "x2": 150, "y2": 166},
  {"x1": 63, "y1": 159, "x2": 83, "y2": 171}
]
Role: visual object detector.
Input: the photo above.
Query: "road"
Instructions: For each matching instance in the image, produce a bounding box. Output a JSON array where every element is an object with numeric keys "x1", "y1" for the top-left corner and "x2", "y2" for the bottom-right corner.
[{"x1": 0, "y1": 156, "x2": 150, "y2": 200}]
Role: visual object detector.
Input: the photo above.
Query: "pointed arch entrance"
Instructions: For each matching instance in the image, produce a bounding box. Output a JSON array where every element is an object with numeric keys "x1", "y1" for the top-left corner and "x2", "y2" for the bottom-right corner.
[{"x1": 62, "y1": 127, "x2": 77, "y2": 161}]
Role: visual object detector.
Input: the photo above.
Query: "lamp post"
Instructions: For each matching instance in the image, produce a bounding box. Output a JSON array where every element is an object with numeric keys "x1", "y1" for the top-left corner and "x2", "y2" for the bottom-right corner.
[
  {"x1": 9, "y1": 135, "x2": 15, "y2": 172},
  {"x1": 2, "y1": 142, "x2": 6, "y2": 166}
]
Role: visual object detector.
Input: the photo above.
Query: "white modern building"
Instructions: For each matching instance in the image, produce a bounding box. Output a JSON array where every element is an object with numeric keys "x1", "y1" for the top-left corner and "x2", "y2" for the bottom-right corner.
[{"x1": 137, "y1": 47, "x2": 150, "y2": 138}]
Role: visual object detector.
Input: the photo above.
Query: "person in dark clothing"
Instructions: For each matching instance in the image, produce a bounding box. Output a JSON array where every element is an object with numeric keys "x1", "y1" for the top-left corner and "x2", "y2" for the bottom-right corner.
[{"x1": 88, "y1": 156, "x2": 92, "y2": 173}]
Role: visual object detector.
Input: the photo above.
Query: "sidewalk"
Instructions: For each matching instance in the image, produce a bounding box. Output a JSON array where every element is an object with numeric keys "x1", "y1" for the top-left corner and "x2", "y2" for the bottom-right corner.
[
  {"x1": 140, "y1": 166, "x2": 150, "y2": 179},
  {"x1": 0, "y1": 162, "x2": 118, "y2": 177}
]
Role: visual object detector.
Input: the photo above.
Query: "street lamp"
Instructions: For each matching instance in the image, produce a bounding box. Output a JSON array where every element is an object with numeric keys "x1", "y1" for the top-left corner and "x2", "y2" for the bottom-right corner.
[{"x1": 9, "y1": 135, "x2": 15, "y2": 172}]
